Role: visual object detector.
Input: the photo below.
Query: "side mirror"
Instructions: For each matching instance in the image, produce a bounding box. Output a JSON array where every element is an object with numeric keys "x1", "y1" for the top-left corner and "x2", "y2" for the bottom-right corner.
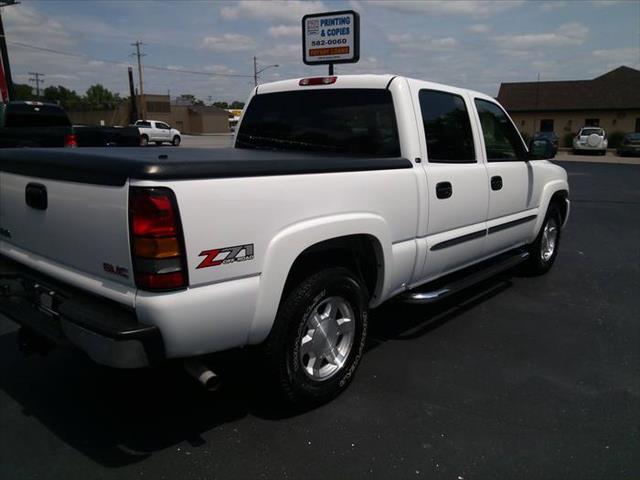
[{"x1": 528, "y1": 138, "x2": 555, "y2": 160}]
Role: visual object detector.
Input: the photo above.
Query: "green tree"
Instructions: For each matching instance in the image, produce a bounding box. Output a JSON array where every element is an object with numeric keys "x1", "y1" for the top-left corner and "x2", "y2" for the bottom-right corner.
[
  {"x1": 230, "y1": 100, "x2": 245, "y2": 109},
  {"x1": 213, "y1": 101, "x2": 229, "y2": 109},
  {"x1": 43, "y1": 85, "x2": 82, "y2": 109},
  {"x1": 178, "y1": 94, "x2": 204, "y2": 106},
  {"x1": 84, "y1": 84, "x2": 119, "y2": 109},
  {"x1": 12, "y1": 83, "x2": 35, "y2": 101}
]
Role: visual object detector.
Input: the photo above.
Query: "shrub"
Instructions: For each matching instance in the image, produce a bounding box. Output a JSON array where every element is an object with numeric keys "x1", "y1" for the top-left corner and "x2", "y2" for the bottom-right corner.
[
  {"x1": 562, "y1": 132, "x2": 575, "y2": 148},
  {"x1": 607, "y1": 131, "x2": 625, "y2": 149}
]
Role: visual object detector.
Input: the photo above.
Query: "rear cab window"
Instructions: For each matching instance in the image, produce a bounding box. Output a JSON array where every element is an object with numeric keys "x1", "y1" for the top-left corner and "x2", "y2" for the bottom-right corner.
[
  {"x1": 4, "y1": 103, "x2": 71, "y2": 128},
  {"x1": 236, "y1": 89, "x2": 400, "y2": 157},
  {"x1": 419, "y1": 89, "x2": 475, "y2": 163}
]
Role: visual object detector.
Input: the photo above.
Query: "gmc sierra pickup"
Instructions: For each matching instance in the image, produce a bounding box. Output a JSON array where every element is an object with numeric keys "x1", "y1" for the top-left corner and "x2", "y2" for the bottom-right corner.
[{"x1": 0, "y1": 74, "x2": 569, "y2": 405}]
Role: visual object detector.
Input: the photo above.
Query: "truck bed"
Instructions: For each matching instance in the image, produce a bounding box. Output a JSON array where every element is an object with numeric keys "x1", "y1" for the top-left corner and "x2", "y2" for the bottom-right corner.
[{"x1": 0, "y1": 147, "x2": 411, "y2": 186}]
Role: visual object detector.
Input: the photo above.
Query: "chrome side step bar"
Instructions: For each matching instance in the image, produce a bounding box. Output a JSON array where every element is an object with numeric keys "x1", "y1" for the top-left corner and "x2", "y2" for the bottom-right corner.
[{"x1": 401, "y1": 251, "x2": 530, "y2": 304}]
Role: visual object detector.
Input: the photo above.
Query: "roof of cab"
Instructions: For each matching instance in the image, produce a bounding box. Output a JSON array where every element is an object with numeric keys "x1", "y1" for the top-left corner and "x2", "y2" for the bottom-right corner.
[
  {"x1": 256, "y1": 74, "x2": 494, "y2": 102},
  {"x1": 257, "y1": 74, "x2": 396, "y2": 94}
]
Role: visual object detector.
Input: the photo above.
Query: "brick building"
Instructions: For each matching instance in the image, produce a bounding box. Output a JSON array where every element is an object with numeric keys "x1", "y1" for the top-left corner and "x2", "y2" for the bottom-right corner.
[{"x1": 497, "y1": 66, "x2": 640, "y2": 140}]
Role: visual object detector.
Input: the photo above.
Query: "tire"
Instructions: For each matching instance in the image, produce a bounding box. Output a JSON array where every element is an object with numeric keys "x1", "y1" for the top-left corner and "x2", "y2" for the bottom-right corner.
[
  {"x1": 263, "y1": 267, "x2": 369, "y2": 407},
  {"x1": 140, "y1": 134, "x2": 149, "y2": 146},
  {"x1": 172, "y1": 135, "x2": 181, "y2": 146},
  {"x1": 525, "y1": 203, "x2": 563, "y2": 275}
]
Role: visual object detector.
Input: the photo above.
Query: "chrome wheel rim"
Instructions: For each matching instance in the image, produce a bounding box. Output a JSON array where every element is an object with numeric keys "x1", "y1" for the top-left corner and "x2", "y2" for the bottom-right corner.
[
  {"x1": 299, "y1": 296, "x2": 355, "y2": 381},
  {"x1": 541, "y1": 217, "x2": 558, "y2": 262}
]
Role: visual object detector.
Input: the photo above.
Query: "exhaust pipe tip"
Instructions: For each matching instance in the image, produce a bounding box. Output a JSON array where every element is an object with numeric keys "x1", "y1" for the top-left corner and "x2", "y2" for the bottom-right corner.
[{"x1": 184, "y1": 359, "x2": 221, "y2": 392}]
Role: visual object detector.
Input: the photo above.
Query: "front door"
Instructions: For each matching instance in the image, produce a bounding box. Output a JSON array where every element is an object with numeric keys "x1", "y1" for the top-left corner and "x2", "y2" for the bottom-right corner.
[
  {"x1": 473, "y1": 98, "x2": 535, "y2": 257},
  {"x1": 412, "y1": 86, "x2": 490, "y2": 282}
]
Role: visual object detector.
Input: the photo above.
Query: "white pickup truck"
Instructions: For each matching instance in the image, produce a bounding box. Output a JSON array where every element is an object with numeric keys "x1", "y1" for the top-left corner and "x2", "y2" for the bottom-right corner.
[
  {"x1": 0, "y1": 74, "x2": 569, "y2": 406},
  {"x1": 135, "y1": 119, "x2": 182, "y2": 146}
]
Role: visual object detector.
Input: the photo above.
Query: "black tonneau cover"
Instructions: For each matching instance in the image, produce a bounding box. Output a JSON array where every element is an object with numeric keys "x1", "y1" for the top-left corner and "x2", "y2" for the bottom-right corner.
[{"x1": 0, "y1": 147, "x2": 412, "y2": 186}]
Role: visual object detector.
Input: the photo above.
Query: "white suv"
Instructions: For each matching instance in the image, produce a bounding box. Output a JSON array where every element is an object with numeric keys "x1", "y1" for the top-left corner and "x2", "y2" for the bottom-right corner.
[
  {"x1": 573, "y1": 127, "x2": 607, "y2": 155},
  {"x1": 135, "y1": 120, "x2": 182, "y2": 146}
]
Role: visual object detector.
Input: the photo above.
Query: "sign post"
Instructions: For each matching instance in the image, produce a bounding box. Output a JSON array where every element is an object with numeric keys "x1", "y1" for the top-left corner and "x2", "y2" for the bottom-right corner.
[{"x1": 302, "y1": 10, "x2": 360, "y2": 75}]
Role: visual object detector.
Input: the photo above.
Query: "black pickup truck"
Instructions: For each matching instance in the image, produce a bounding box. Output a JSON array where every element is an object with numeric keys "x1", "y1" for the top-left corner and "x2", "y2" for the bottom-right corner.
[{"x1": 0, "y1": 101, "x2": 141, "y2": 148}]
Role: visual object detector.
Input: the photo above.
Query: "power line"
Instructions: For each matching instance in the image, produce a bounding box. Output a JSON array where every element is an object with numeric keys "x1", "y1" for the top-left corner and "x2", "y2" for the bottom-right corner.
[
  {"x1": 2, "y1": 37, "x2": 255, "y2": 78},
  {"x1": 28, "y1": 71, "x2": 43, "y2": 97}
]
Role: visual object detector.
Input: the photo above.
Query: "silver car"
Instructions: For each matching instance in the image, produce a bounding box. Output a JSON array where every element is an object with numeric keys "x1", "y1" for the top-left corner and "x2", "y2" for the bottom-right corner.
[{"x1": 573, "y1": 127, "x2": 608, "y2": 155}]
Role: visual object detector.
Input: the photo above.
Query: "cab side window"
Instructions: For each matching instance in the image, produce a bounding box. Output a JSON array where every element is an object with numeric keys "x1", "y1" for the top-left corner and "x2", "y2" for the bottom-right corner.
[
  {"x1": 474, "y1": 99, "x2": 526, "y2": 161},
  {"x1": 419, "y1": 89, "x2": 475, "y2": 163}
]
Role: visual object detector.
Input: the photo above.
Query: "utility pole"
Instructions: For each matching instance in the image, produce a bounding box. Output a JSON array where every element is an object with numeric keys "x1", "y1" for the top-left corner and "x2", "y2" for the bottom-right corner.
[
  {"x1": 28, "y1": 72, "x2": 44, "y2": 98},
  {"x1": 253, "y1": 56, "x2": 258, "y2": 88},
  {"x1": 253, "y1": 57, "x2": 278, "y2": 88},
  {"x1": 131, "y1": 41, "x2": 146, "y2": 120},
  {"x1": 0, "y1": 1, "x2": 20, "y2": 100},
  {"x1": 127, "y1": 66, "x2": 138, "y2": 123}
]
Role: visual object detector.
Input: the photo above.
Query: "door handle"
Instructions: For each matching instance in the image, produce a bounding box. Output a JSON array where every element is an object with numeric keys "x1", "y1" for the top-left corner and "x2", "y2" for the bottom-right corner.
[
  {"x1": 491, "y1": 176, "x2": 503, "y2": 191},
  {"x1": 436, "y1": 182, "x2": 452, "y2": 199},
  {"x1": 25, "y1": 183, "x2": 48, "y2": 210}
]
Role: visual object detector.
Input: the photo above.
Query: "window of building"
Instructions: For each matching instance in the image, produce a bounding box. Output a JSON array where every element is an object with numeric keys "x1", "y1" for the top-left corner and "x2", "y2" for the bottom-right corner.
[
  {"x1": 474, "y1": 99, "x2": 526, "y2": 162},
  {"x1": 418, "y1": 89, "x2": 475, "y2": 163},
  {"x1": 540, "y1": 119, "x2": 554, "y2": 132},
  {"x1": 585, "y1": 118, "x2": 600, "y2": 127}
]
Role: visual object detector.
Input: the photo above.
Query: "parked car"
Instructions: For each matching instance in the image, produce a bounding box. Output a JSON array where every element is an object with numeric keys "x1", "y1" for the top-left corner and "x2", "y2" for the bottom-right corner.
[
  {"x1": 0, "y1": 101, "x2": 141, "y2": 148},
  {"x1": 573, "y1": 127, "x2": 608, "y2": 155},
  {"x1": 533, "y1": 131, "x2": 559, "y2": 155},
  {"x1": 616, "y1": 132, "x2": 640, "y2": 157},
  {"x1": 134, "y1": 120, "x2": 181, "y2": 146},
  {"x1": 0, "y1": 74, "x2": 569, "y2": 406}
]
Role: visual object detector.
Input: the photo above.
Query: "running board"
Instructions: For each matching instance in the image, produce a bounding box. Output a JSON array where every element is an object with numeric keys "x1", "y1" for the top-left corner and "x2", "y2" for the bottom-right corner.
[{"x1": 401, "y1": 251, "x2": 530, "y2": 304}]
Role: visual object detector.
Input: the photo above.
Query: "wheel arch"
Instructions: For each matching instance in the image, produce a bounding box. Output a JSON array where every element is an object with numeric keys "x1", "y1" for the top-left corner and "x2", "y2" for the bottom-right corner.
[
  {"x1": 532, "y1": 181, "x2": 569, "y2": 238},
  {"x1": 247, "y1": 213, "x2": 393, "y2": 345}
]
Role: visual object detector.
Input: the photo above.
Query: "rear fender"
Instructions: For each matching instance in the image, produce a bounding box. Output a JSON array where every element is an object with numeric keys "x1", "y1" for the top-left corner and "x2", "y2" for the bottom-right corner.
[{"x1": 247, "y1": 213, "x2": 392, "y2": 344}]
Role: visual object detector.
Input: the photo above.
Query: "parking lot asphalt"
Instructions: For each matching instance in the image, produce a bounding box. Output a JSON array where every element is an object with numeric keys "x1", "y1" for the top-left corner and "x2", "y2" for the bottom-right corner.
[{"x1": 1, "y1": 161, "x2": 638, "y2": 480}]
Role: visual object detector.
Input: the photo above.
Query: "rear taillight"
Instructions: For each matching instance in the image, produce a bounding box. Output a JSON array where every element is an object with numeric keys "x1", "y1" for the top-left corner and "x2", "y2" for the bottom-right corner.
[
  {"x1": 299, "y1": 76, "x2": 337, "y2": 86},
  {"x1": 64, "y1": 133, "x2": 78, "y2": 148},
  {"x1": 129, "y1": 187, "x2": 188, "y2": 291}
]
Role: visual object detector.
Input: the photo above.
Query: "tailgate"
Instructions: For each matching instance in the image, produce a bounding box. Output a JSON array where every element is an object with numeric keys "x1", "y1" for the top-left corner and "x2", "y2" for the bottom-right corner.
[{"x1": 0, "y1": 171, "x2": 134, "y2": 287}]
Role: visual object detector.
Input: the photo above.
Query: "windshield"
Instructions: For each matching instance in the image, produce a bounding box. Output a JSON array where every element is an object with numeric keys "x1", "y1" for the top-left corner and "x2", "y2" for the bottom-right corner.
[
  {"x1": 236, "y1": 89, "x2": 400, "y2": 157},
  {"x1": 580, "y1": 128, "x2": 603, "y2": 136}
]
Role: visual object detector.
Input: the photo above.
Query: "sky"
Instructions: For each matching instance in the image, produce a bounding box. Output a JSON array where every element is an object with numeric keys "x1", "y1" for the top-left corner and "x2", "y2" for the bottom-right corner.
[{"x1": 3, "y1": 0, "x2": 639, "y2": 103}]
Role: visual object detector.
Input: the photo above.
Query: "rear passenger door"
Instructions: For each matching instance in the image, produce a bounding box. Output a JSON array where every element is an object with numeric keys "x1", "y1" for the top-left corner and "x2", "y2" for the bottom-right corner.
[
  {"x1": 414, "y1": 87, "x2": 490, "y2": 281},
  {"x1": 473, "y1": 98, "x2": 535, "y2": 257}
]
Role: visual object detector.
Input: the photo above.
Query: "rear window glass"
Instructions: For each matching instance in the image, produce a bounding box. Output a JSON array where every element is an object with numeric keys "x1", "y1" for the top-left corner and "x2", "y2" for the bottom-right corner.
[
  {"x1": 580, "y1": 128, "x2": 603, "y2": 136},
  {"x1": 236, "y1": 89, "x2": 400, "y2": 157},
  {"x1": 419, "y1": 89, "x2": 475, "y2": 163},
  {"x1": 5, "y1": 103, "x2": 70, "y2": 128}
]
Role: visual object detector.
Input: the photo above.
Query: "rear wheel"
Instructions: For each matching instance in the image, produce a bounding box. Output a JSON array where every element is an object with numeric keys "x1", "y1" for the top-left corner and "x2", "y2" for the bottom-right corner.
[
  {"x1": 140, "y1": 134, "x2": 149, "y2": 146},
  {"x1": 525, "y1": 203, "x2": 562, "y2": 275},
  {"x1": 172, "y1": 135, "x2": 181, "y2": 146},
  {"x1": 263, "y1": 267, "x2": 368, "y2": 407}
]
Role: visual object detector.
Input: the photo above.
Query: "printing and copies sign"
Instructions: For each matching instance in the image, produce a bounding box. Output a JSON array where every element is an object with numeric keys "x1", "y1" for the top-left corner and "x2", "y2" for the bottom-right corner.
[{"x1": 302, "y1": 10, "x2": 360, "y2": 65}]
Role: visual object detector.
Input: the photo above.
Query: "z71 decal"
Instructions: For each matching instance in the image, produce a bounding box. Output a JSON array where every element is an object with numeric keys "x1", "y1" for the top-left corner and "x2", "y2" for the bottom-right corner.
[{"x1": 197, "y1": 244, "x2": 255, "y2": 269}]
